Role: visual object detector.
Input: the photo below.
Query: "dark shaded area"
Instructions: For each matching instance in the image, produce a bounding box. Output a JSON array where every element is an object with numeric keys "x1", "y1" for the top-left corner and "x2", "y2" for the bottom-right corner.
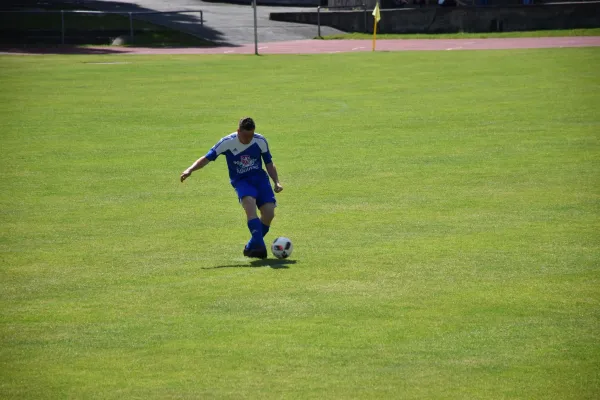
[
  {"x1": 203, "y1": 259, "x2": 298, "y2": 269},
  {"x1": 0, "y1": 0, "x2": 232, "y2": 46},
  {"x1": 271, "y1": 2, "x2": 600, "y2": 34},
  {"x1": 0, "y1": 44, "x2": 130, "y2": 53}
]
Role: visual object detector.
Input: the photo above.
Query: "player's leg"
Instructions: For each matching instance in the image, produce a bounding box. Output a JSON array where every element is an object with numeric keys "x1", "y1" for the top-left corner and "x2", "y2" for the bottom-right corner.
[
  {"x1": 240, "y1": 195, "x2": 259, "y2": 220},
  {"x1": 240, "y1": 195, "x2": 266, "y2": 253},
  {"x1": 255, "y1": 173, "x2": 277, "y2": 239},
  {"x1": 259, "y1": 202, "x2": 275, "y2": 238},
  {"x1": 234, "y1": 180, "x2": 266, "y2": 256}
]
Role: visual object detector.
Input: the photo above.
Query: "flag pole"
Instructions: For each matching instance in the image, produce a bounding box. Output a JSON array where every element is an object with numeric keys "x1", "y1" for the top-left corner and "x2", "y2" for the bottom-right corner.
[
  {"x1": 372, "y1": 21, "x2": 377, "y2": 52},
  {"x1": 372, "y1": 1, "x2": 381, "y2": 52}
]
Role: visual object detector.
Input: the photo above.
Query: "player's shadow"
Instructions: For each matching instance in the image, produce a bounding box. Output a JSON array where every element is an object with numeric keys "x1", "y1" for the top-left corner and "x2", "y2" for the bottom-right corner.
[{"x1": 203, "y1": 259, "x2": 297, "y2": 270}]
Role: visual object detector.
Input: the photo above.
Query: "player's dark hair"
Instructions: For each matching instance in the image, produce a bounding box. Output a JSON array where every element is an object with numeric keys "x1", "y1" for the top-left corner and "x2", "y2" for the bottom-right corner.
[{"x1": 239, "y1": 117, "x2": 255, "y2": 131}]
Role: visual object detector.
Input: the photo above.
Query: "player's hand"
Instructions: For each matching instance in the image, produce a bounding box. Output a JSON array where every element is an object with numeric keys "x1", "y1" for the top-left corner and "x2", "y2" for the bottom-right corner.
[
  {"x1": 274, "y1": 182, "x2": 283, "y2": 193},
  {"x1": 180, "y1": 170, "x2": 192, "y2": 183}
]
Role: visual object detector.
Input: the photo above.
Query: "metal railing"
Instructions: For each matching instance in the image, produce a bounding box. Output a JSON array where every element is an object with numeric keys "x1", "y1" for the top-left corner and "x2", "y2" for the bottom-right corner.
[
  {"x1": 0, "y1": 9, "x2": 204, "y2": 45},
  {"x1": 317, "y1": 4, "x2": 368, "y2": 37}
]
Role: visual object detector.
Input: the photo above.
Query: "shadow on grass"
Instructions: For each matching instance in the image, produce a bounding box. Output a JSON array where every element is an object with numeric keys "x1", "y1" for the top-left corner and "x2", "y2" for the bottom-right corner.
[
  {"x1": 1, "y1": 0, "x2": 234, "y2": 48},
  {"x1": 203, "y1": 259, "x2": 297, "y2": 270},
  {"x1": 0, "y1": 45, "x2": 133, "y2": 54}
]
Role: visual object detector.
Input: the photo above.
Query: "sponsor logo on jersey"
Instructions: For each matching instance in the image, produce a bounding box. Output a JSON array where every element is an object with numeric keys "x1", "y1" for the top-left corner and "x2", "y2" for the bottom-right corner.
[
  {"x1": 240, "y1": 155, "x2": 252, "y2": 167},
  {"x1": 234, "y1": 155, "x2": 259, "y2": 174}
]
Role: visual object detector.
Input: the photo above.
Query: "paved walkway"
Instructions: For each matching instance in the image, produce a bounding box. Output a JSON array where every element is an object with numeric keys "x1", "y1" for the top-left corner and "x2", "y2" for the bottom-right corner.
[{"x1": 76, "y1": 0, "x2": 344, "y2": 46}]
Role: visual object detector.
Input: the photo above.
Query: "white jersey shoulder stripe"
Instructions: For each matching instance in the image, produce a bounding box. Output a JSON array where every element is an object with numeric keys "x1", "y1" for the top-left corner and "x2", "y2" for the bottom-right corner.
[
  {"x1": 213, "y1": 133, "x2": 238, "y2": 155},
  {"x1": 253, "y1": 133, "x2": 269, "y2": 153}
]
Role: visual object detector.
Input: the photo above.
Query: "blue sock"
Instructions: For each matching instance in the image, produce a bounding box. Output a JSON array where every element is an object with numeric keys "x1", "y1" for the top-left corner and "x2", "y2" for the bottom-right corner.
[
  {"x1": 245, "y1": 221, "x2": 270, "y2": 249},
  {"x1": 247, "y1": 218, "x2": 265, "y2": 250},
  {"x1": 261, "y1": 223, "x2": 270, "y2": 238}
]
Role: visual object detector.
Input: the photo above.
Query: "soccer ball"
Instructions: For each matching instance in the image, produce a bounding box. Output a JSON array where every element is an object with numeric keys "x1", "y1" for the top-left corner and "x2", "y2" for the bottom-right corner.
[{"x1": 271, "y1": 237, "x2": 293, "y2": 259}]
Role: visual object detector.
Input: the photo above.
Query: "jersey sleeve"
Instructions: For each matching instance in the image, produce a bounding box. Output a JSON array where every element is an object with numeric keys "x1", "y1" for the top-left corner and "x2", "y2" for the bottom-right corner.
[
  {"x1": 205, "y1": 136, "x2": 230, "y2": 161},
  {"x1": 257, "y1": 136, "x2": 273, "y2": 164},
  {"x1": 205, "y1": 147, "x2": 218, "y2": 161},
  {"x1": 262, "y1": 150, "x2": 273, "y2": 165}
]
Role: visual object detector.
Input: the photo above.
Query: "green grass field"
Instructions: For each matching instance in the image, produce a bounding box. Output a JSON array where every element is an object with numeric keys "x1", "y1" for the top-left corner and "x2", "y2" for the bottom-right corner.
[{"x1": 1, "y1": 48, "x2": 599, "y2": 399}]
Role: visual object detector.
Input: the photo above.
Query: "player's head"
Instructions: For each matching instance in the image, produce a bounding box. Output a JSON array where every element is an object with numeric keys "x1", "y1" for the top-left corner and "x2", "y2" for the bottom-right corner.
[{"x1": 237, "y1": 117, "x2": 255, "y2": 144}]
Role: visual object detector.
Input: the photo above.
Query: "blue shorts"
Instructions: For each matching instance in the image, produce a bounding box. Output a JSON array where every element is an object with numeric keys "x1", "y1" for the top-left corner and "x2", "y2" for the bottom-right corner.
[{"x1": 233, "y1": 173, "x2": 276, "y2": 209}]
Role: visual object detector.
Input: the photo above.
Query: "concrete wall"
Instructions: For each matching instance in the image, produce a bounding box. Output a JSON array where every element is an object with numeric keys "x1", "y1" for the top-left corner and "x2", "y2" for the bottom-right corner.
[
  {"x1": 270, "y1": 2, "x2": 600, "y2": 33},
  {"x1": 203, "y1": 0, "x2": 321, "y2": 6},
  {"x1": 329, "y1": 0, "x2": 599, "y2": 8}
]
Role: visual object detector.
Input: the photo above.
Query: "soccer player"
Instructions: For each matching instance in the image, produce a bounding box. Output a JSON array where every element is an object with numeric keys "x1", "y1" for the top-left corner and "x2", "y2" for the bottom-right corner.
[{"x1": 180, "y1": 117, "x2": 283, "y2": 259}]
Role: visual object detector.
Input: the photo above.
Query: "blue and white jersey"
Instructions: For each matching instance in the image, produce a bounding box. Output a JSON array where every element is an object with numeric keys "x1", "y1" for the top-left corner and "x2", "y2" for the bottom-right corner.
[{"x1": 205, "y1": 132, "x2": 273, "y2": 183}]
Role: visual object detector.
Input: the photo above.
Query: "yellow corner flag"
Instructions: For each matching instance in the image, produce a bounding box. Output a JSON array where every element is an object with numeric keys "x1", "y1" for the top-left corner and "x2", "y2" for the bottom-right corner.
[{"x1": 372, "y1": 1, "x2": 381, "y2": 51}]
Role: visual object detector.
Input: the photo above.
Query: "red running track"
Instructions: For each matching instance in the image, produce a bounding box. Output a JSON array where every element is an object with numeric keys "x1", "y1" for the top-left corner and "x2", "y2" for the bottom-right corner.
[{"x1": 1, "y1": 36, "x2": 599, "y2": 55}]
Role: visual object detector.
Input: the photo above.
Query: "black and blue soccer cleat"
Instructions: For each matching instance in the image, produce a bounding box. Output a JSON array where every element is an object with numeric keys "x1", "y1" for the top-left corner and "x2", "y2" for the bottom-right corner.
[{"x1": 243, "y1": 246, "x2": 268, "y2": 259}]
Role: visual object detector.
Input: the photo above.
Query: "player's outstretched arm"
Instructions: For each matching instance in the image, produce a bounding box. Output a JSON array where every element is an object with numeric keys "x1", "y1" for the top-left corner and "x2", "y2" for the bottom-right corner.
[
  {"x1": 180, "y1": 156, "x2": 211, "y2": 183},
  {"x1": 265, "y1": 162, "x2": 283, "y2": 193}
]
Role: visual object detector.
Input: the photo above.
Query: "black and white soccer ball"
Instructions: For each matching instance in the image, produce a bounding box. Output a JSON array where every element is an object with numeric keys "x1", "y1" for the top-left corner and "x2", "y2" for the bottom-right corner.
[{"x1": 271, "y1": 237, "x2": 293, "y2": 259}]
